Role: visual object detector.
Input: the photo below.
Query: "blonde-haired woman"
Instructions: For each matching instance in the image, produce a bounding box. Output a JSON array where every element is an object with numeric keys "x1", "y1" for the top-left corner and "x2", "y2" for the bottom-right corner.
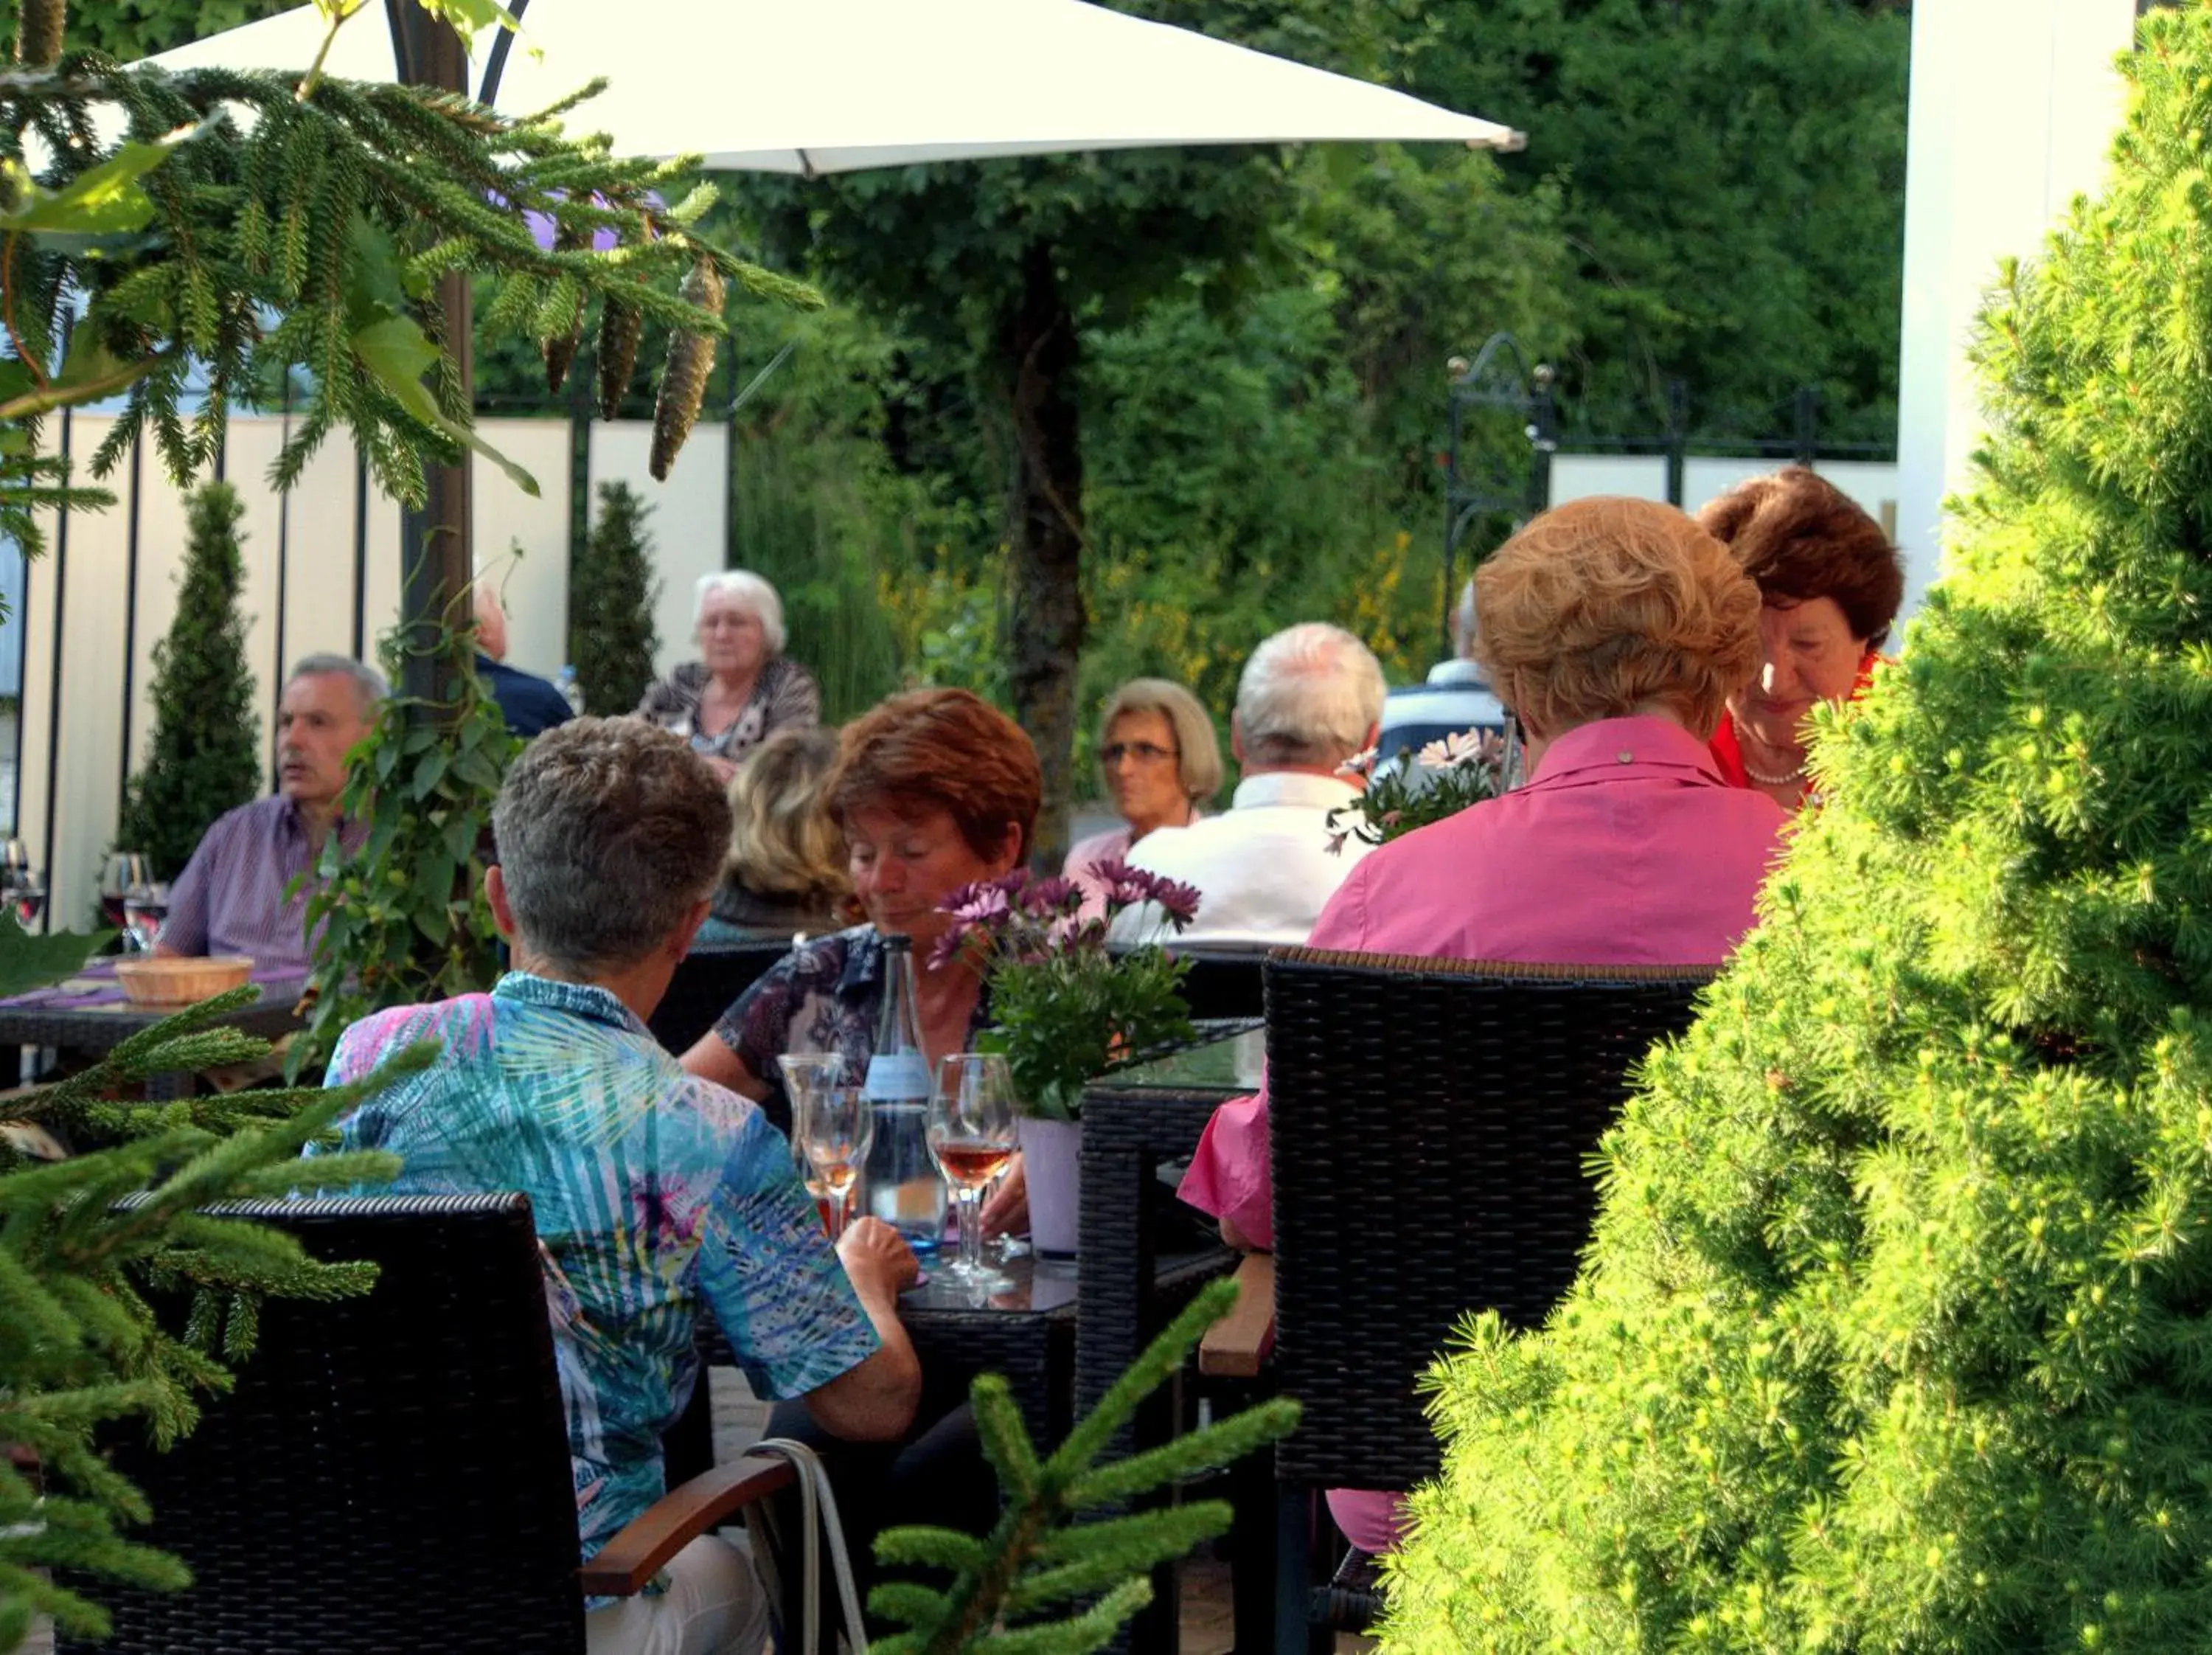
[
  {"x1": 1063, "y1": 678, "x2": 1222, "y2": 919},
  {"x1": 695, "y1": 726, "x2": 854, "y2": 949},
  {"x1": 637, "y1": 570, "x2": 819, "y2": 783},
  {"x1": 1178, "y1": 496, "x2": 1787, "y2": 1561}
]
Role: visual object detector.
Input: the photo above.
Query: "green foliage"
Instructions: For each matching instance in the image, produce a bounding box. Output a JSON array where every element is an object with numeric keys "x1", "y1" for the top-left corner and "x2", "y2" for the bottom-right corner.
[
  {"x1": 943, "y1": 867, "x2": 1198, "y2": 1122},
  {"x1": 293, "y1": 615, "x2": 515, "y2": 1075},
  {"x1": 870, "y1": 1276, "x2": 1298, "y2": 1654},
  {"x1": 0, "y1": 920, "x2": 425, "y2": 1650},
  {"x1": 60, "y1": 0, "x2": 290, "y2": 62},
  {"x1": 1405, "y1": 0, "x2": 1910, "y2": 440},
  {"x1": 115, "y1": 481, "x2": 262, "y2": 881},
  {"x1": 1, "y1": 1, "x2": 816, "y2": 556},
  {"x1": 1377, "y1": 12, "x2": 2212, "y2": 1650},
  {"x1": 570, "y1": 480, "x2": 661, "y2": 716},
  {"x1": 1327, "y1": 729, "x2": 1505, "y2": 850}
]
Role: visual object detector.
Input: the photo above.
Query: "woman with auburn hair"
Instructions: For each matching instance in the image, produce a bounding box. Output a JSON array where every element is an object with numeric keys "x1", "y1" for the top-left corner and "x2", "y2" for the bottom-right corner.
[
  {"x1": 1063, "y1": 677, "x2": 1222, "y2": 920},
  {"x1": 680, "y1": 687, "x2": 1039, "y2": 1624},
  {"x1": 1698, "y1": 466, "x2": 1905, "y2": 811},
  {"x1": 1176, "y1": 496, "x2": 1788, "y2": 1566},
  {"x1": 681, "y1": 687, "x2": 1040, "y2": 1116}
]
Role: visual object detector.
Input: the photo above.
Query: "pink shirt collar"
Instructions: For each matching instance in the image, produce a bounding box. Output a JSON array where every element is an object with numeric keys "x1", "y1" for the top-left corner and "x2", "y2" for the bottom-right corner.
[{"x1": 1527, "y1": 715, "x2": 1727, "y2": 790}]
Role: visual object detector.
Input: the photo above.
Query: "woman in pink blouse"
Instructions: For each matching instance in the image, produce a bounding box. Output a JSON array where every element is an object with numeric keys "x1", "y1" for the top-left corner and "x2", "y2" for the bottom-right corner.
[
  {"x1": 1179, "y1": 496, "x2": 1788, "y2": 1557},
  {"x1": 1062, "y1": 678, "x2": 1221, "y2": 919}
]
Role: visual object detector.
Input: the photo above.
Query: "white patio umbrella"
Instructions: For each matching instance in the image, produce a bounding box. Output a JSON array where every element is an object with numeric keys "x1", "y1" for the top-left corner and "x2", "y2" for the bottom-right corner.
[{"x1": 148, "y1": 0, "x2": 1523, "y2": 168}]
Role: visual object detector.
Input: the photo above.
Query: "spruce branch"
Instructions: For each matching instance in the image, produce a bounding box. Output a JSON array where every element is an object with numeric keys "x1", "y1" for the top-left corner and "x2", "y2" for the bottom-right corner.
[{"x1": 867, "y1": 1277, "x2": 1298, "y2": 1655}]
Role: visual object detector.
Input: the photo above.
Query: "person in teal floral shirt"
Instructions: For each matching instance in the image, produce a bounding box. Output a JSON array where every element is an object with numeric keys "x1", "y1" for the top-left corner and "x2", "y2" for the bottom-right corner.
[{"x1": 313, "y1": 718, "x2": 921, "y2": 1655}]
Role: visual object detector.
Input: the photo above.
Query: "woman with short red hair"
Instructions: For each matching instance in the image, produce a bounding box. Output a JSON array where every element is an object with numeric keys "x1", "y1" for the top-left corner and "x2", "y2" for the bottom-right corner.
[
  {"x1": 1699, "y1": 467, "x2": 1905, "y2": 811},
  {"x1": 681, "y1": 687, "x2": 1041, "y2": 1125}
]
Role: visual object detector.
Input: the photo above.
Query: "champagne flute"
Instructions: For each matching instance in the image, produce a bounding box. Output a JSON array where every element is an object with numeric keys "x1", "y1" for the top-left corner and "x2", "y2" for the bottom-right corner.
[
  {"x1": 794, "y1": 1084, "x2": 872, "y2": 1244},
  {"x1": 779, "y1": 1052, "x2": 856, "y2": 1236},
  {"x1": 928, "y1": 1053, "x2": 1019, "y2": 1288}
]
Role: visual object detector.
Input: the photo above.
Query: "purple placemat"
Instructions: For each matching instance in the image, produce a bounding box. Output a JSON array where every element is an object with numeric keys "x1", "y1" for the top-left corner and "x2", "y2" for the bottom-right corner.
[{"x1": 0, "y1": 959, "x2": 305, "y2": 1013}]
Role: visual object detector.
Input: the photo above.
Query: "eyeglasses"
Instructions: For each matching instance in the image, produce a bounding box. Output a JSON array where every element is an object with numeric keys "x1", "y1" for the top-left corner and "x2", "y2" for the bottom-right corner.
[{"x1": 1100, "y1": 741, "x2": 1177, "y2": 766}]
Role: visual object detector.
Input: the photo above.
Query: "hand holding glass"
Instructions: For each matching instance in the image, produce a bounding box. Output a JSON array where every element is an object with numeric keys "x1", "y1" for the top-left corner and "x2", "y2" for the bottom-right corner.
[{"x1": 928, "y1": 1052, "x2": 1019, "y2": 1287}]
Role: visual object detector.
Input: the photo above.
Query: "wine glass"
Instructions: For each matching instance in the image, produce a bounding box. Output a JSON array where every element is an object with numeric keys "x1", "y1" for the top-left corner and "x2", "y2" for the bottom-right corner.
[
  {"x1": 100, "y1": 853, "x2": 150, "y2": 943},
  {"x1": 927, "y1": 1053, "x2": 1019, "y2": 1288},
  {"x1": 6, "y1": 874, "x2": 44, "y2": 931},
  {"x1": 793, "y1": 1083, "x2": 873, "y2": 1244},
  {"x1": 123, "y1": 880, "x2": 171, "y2": 953}
]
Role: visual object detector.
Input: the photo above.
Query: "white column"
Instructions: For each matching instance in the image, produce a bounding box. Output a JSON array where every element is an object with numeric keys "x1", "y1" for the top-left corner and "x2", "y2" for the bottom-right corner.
[{"x1": 1893, "y1": 0, "x2": 2135, "y2": 620}]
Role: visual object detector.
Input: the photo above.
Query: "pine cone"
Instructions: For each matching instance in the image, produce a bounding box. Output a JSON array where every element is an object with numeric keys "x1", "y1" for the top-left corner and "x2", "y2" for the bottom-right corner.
[
  {"x1": 542, "y1": 226, "x2": 588, "y2": 396},
  {"x1": 595, "y1": 297, "x2": 643, "y2": 421},
  {"x1": 649, "y1": 257, "x2": 726, "y2": 481}
]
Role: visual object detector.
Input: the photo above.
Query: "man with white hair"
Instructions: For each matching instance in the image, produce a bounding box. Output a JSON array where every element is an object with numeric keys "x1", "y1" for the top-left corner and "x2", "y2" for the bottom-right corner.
[
  {"x1": 473, "y1": 580, "x2": 574, "y2": 739},
  {"x1": 1110, "y1": 622, "x2": 1386, "y2": 948},
  {"x1": 1375, "y1": 572, "x2": 1508, "y2": 760}
]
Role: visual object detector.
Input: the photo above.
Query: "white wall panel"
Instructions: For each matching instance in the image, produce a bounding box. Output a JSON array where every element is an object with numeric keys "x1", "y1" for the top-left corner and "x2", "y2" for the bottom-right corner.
[
  {"x1": 474, "y1": 418, "x2": 574, "y2": 679},
  {"x1": 588, "y1": 420, "x2": 730, "y2": 685}
]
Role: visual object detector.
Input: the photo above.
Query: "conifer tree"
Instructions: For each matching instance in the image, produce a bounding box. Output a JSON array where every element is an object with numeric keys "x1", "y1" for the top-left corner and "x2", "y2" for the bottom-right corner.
[
  {"x1": 871, "y1": 1277, "x2": 1297, "y2": 1654},
  {"x1": 116, "y1": 482, "x2": 261, "y2": 881},
  {"x1": 0, "y1": 938, "x2": 422, "y2": 1651},
  {"x1": 1378, "y1": 11, "x2": 2212, "y2": 1651},
  {"x1": 571, "y1": 481, "x2": 661, "y2": 715}
]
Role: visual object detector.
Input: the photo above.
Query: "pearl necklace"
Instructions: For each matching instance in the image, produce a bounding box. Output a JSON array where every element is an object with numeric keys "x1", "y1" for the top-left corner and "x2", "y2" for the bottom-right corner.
[{"x1": 1742, "y1": 754, "x2": 1806, "y2": 788}]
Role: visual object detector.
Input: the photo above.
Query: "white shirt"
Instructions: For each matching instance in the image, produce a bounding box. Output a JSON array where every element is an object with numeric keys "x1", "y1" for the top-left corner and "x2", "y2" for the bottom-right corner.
[{"x1": 1108, "y1": 770, "x2": 1375, "y2": 949}]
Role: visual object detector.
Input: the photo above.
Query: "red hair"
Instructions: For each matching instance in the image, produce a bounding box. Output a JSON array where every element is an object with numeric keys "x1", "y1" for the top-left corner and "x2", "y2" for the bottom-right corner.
[{"x1": 831, "y1": 689, "x2": 1041, "y2": 862}]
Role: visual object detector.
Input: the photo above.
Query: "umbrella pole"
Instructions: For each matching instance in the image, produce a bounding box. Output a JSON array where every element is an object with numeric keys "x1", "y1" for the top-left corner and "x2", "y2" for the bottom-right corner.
[{"x1": 385, "y1": 0, "x2": 473, "y2": 709}]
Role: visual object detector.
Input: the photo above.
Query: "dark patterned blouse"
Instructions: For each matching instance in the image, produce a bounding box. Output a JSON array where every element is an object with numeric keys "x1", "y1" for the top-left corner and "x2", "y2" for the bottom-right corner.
[
  {"x1": 636, "y1": 656, "x2": 821, "y2": 763},
  {"x1": 714, "y1": 925, "x2": 993, "y2": 1131}
]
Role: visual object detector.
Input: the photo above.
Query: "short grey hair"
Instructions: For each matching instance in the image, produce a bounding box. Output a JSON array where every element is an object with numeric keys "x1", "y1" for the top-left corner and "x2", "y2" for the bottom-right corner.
[
  {"x1": 695, "y1": 569, "x2": 786, "y2": 656},
  {"x1": 288, "y1": 654, "x2": 388, "y2": 716},
  {"x1": 1234, "y1": 623, "x2": 1387, "y2": 768},
  {"x1": 493, "y1": 718, "x2": 733, "y2": 974}
]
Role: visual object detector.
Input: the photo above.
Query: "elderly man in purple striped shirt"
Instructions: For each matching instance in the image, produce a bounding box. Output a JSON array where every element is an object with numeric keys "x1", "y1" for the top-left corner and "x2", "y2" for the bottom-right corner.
[{"x1": 157, "y1": 655, "x2": 383, "y2": 976}]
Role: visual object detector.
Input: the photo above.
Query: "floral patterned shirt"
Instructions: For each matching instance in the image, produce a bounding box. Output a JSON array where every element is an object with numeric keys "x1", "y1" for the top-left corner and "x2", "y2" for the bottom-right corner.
[
  {"x1": 714, "y1": 925, "x2": 993, "y2": 1123},
  {"x1": 636, "y1": 657, "x2": 821, "y2": 763},
  {"x1": 310, "y1": 972, "x2": 877, "y2": 1571}
]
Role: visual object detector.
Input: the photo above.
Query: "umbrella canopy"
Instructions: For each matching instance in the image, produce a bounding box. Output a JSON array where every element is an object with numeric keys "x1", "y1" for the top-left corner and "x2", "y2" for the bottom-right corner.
[{"x1": 148, "y1": 0, "x2": 1522, "y2": 171}]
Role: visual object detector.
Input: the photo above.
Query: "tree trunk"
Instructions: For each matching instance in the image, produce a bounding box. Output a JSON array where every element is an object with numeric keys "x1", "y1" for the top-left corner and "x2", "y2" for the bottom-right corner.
[
  {"x1": 1002, "y1": 243, "x2": 1085, "y2": 871},
  {"x1": 14, "y1": 0, "x2": 65, "y2": 66}
]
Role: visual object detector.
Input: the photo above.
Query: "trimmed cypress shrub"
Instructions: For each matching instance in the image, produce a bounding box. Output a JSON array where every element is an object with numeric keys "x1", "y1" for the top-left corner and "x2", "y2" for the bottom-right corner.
[
  {"x1": 116, "y1": 481, "x2": 260, "y2": 879},
  {"x1": 571, "y1": 481, "x2": 661, "y2": 715},
  {"x1": 1380, "y1": 15, "x2": 2212, "y2": 1650}
]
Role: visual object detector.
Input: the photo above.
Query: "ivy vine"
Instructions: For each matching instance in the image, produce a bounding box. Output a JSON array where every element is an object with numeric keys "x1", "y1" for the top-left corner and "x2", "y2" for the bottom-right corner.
[{"x1": 291, "y1": 610, "x2": 515, "y2": 1074}]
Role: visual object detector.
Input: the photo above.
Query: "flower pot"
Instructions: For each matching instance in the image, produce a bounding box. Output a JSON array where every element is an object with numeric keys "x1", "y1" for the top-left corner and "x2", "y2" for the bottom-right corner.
[{"x1": 1019, "y1": 1115, "x2": 1082, "y2": 1257}]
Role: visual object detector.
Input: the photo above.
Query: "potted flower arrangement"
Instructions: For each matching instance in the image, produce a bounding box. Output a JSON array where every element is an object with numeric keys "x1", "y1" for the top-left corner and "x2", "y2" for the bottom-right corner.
[
  {"x1": 1327, "y1": 729, "x2": 1509, "y2": 853},
  {"x1": 933, "y1": 860, "x2": 1202, "y2": 1253}
]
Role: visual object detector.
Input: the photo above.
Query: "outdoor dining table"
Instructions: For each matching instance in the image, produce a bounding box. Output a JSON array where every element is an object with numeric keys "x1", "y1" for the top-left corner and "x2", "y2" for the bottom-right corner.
[{"x1": 0, "y1": 958, "x2": 307, "y2": 1100}]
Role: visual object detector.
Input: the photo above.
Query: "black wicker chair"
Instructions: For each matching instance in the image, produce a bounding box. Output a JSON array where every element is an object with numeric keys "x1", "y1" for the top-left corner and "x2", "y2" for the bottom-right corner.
[
  {"x1": 1257, "y1": 946, "x2": 1714, "y2": 1654},
  {"x1": 647, "y1": 943, "x2": 789, "y2": 1060},
  {"x1": 56, "y1": 1193, "x2": 801, "y2": 1655}
]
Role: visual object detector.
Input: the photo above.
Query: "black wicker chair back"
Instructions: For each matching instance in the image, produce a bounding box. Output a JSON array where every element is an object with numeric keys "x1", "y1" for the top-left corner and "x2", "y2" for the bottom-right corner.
[
  {"x1": 647, "y1": 943, "x2": 789, "y2": 1057},
  {"x1": 58, "y1": 1194, "x2": 585, "y2": 1655},
  {"x1": 1264, "y1": 948, "x2": 1713, "y2": 1491},
  {"x1": 1175, "y1": 948, "x2": 1269, "y2": 1021}
]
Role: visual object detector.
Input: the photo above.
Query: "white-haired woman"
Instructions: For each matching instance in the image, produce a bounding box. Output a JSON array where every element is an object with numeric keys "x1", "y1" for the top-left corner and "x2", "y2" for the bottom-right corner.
[{"x1": 637, "y1": 570, "x2": 821, "y2": 781}]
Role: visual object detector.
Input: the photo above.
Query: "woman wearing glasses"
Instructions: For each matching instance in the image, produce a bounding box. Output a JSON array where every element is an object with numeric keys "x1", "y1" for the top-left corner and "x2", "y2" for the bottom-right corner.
[{"x1": 1063, "y1": 678, "x2": 1222, "y2": 920}]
